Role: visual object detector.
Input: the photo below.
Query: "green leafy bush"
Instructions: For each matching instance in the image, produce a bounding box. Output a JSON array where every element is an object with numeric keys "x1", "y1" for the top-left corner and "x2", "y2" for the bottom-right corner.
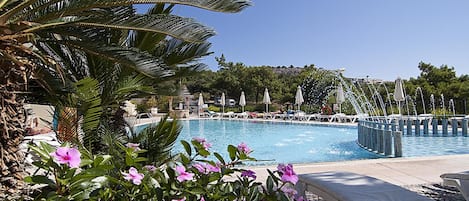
[{"x1": 26, "y1": 139, "x2": 306, "y2": 200}]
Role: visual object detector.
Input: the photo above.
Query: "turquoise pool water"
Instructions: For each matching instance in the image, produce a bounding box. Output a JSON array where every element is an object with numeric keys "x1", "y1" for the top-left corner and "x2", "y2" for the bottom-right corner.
[
  {"x1": 135, "y1": 119, "x2": 469, "y2": 165},
  {"x1": 173, "y1": 120, "x2": 381, "y2": 165}
]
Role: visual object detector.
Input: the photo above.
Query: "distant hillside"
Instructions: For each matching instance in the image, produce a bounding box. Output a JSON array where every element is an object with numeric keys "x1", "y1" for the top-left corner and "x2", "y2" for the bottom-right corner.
[{"x1": 271, "y1": 66, "x2": 303, "y2": 75}]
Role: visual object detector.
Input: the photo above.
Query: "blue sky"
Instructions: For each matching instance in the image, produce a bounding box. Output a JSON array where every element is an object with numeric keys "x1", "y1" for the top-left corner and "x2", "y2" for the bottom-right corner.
[{"x1": 137, "y1": 1, "x2": 469, "y2": 81}]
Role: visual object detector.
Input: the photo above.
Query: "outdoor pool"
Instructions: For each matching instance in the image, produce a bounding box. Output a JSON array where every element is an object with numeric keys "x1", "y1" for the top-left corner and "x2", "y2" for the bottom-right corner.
[
  {"x1": 135, "y1": 119, "x2": 469, "y2": 165},
  {"x1": 174, "y1": 120, "x2": 381, "y2": 165}
]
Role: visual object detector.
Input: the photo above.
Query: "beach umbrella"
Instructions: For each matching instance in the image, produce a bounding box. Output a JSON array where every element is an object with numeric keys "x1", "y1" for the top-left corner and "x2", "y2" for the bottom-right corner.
[
  {"x1": 336, "y1": 84, "x2": 345, "y2": 113},
  {"x1": 198, "y1": 93, "x2": 204, "y2": 116},
  {"x1": 221, "y1": 92, "x2": 226, "y2": 114},
  {"x1": 393, "y1": 77, "x2": 405, "y2": 115},
  {"x1": 239, "y1": 91, "x2": 246, "y2": 113},
  {"x1": 295, "y1": 86, "x2": 304, "y2": 111},
  {"x1": 263, "y1": 88, "x2": 271, "y2": 113}
]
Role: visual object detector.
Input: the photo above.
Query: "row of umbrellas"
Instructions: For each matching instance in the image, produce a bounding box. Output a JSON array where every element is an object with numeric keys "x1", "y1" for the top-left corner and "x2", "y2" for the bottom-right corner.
[
  {"x1": 197, "y1": 86, "x2": 309, "y2": 114},
  {"x1": 197, "y1": 77, "x2": 406, "y2": 115}
]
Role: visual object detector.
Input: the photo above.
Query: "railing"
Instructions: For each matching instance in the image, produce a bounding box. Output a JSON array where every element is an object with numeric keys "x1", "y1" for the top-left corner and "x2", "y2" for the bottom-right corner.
[
  {"x1": 357, "y1": 120, "x2": 402, "y2": 157},
  {"x1": 357, "y1": 116, "x2": 469, "y2": 157}
]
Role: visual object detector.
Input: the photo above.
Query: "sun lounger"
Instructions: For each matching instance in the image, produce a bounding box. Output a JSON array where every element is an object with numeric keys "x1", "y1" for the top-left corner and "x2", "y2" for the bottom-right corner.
[
  {"x1": 294, "y1": 111, "x2": 307, "y2": 121},
  {"x1": 295, "y1": 171, "x2": 432, "y2": 201},
  {"x1": 222, "y1": 111, "x2": 235, "y2": 118},
  {"x1": 306, "y1": 113, "x2": 321, "y2": 121},
  {"x1": 441, "y1": 171, "x2": 469, "y2": 201},
  {"x1": 235, "y1": 112, "x2": 249, "y2": 119}
]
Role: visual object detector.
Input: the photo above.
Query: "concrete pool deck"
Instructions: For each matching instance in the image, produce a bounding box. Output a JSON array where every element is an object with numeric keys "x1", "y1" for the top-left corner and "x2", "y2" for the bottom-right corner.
[{"x1": 249, "y1": 154, "x2": 469, "y2": 186}]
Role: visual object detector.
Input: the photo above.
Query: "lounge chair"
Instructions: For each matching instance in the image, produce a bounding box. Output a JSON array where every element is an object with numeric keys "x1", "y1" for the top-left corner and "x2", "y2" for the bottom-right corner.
[
  {"x1": 295, "y1": 171, "x2": 432, "y2": 201},
  {"x1": 222, "y1": 111, "x2": 235, "y2": 118},
  {"x1": 294, "y1": 111, "x2": 307, "y2": 121},
  {"x1": 441, "y1": 171, "x2": 469, "y2": 201},
  {"x1": 199, "y1": 110, "x2": 220, "y2": 118},
  {"x1": 235, "y1": 112, "x2": 249, "y2": 119}
]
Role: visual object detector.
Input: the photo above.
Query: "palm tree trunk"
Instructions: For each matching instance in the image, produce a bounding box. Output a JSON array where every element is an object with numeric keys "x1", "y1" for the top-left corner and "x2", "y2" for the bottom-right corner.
[{"x1": 0, "y1": 54, "x2": 30, "y2": 195}]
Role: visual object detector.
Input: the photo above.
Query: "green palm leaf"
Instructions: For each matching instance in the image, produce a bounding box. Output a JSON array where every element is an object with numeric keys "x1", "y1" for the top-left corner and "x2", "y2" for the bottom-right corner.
[
  {"x1": 132, "y1": 116, "x2": 181, "y2": 166},
  {"x1": 3, "y1": 0, "x2": 251, "y2": 23}
]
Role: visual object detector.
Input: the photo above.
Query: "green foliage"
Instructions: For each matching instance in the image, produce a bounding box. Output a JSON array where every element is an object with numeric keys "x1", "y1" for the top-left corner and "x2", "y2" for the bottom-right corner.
[
  {"x1": 130, "y1": 116, "x2": 181, "y2": 166},
  {"x1": 26, "y1": 138, "x2": 304, "y2": 200},
  {"x1": 208, "y1": 105, "x2": 221, "y2": 112}
]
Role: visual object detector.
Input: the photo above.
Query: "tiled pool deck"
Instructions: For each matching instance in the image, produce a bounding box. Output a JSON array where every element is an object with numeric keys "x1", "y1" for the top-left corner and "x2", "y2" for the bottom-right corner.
[{"x1": 249, "y1": 154, "x2": 469, "y2": 186}]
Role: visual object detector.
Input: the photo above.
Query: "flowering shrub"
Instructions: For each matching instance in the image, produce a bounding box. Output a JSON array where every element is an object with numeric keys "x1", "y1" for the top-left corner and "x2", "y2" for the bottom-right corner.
[{"x1": 26, "y1": 139, "x2": 306, "y2": 200}]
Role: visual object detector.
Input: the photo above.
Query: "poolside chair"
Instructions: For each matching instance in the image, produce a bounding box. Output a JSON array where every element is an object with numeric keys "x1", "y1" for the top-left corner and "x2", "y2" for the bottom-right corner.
[
  {"x1": 235, "y1": 112, "x2": 249, "y2": 119},
  {"x1": 306, "y1": 113, "x2": 321, "y2": 121},
  {"x1": 222, "y1": 111, "x2": 235, "y2": 118},
  {"x1": 295, "y1": 171, "x2": 432, "y2": 201},
  {"x1": 440, "y1": 171, "x2": 469, "y2": 201}
]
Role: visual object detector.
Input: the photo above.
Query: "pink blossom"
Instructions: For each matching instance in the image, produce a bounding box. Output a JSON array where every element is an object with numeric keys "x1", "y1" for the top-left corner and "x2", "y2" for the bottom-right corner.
[
  {"x1": 237, "y1": 142, "x2": 251, "y2": 154},
  {"x1": 172, "y1": 197, "x2": 186, "y2": 201},
  {"x1": 193, "y1": 137, "x2": 212, "y2": 150},
  {"x1": 122, "y1": 167, "x2": 144, "y2": 185},
  {"x1": 206, "y1": 163, "x2": 221, "y2": 173},
  {"x1": 277, "y1": 163, "x2": 298, "y2": 184},
  {"x1": 280, "y1": 186, "x2": 298, "y2": 198},
  {"x1": 144, "y1": 165, "x2": 157, "y2": 172},
  {"x1": 241, "y1": 170, "x2": 257, "y2": 179},
  {"x1": 192, "y1": 163, "x2": 220, "y2": 174},
  {"x1": 295, "y1": 195, "x2": 307, "y2": 201},
  {"x1": 192, "y1": 163, "x2": 207, "y2": 174},
  {"x1": 51, "y1": 147, "x2": 81, "y2": 168},
  {"x1": 175, "y1": 165, "x2": 194, "y2": 182},
  {"x1": 200, "y1": 197, "x2": 205, "y2": 201},
  {"x1": 126, "y1": 143, "x2": 141, "y2": 151}
]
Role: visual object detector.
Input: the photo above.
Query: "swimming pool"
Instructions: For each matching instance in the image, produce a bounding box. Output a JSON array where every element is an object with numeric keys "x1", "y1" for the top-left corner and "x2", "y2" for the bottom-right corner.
[
  {"x1": 136, "y1": 119, "x2": 469, "y2": 165},
  {"x1": 174, "y1": 120, "x2": 381, "y2": 165}
]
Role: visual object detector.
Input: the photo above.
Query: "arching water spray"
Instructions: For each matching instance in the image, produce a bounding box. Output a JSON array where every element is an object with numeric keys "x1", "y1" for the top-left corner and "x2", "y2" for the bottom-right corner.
[{"x1": 415, "y1": 87, "x2": 426, "y2": 114}]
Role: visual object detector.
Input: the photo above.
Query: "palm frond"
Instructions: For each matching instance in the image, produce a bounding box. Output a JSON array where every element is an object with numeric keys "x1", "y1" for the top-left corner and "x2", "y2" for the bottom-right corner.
[
  {"x1": 76, "y1": 14, "x2": 215, "y2": 43},
  {"x1": 162, "y1": 39, "x2": 212, "y2": 65},
  {"x1": 9, "y1": 0, "x2": 250, "y2": 22},
  {"x1": 74, "y1": 77, "x2": 102, "y2": 136},
  {"x1": 49, "y1": 40, "x2": 174, "y2": 78},
  {"x1": 131, "y1": 116, "x2": 181, "y2": 166}
]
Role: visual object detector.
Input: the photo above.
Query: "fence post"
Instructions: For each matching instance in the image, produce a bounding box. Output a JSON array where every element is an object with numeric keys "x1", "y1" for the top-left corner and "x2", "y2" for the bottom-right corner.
[
  {"x1": 394, "y1": 131, "x2": 402, "y2": 157},
  {"x1": 463, "y1": 119, "x2": 468, "y2": 137},
  {"x1": 432, "y1": 119, "x2": 439, "y2": 136},
  {"x1": 378, "y1": 129, "x2": 384, "y2": 154},
  {"x1": 384, "y1": 130, "x2": 392, "y2": 156},
  {"x1": 442, "y1": 118, "x2": 448, "y2": 137},
  {"x1": 423, "y1": 119, "x2": 429, "y2": 136},
  {"x1": 399, "y1": 119, "x2": 405, "y2": 132},
  {"x1": 452, "y1": 119, "x2": 458, "y2": 136},
  {"x1": 414, "y1": 119, "x2": 420, "y2": 136},
  {"x1": 406, "y1": 119, "x2": 413, "y2": 136}
]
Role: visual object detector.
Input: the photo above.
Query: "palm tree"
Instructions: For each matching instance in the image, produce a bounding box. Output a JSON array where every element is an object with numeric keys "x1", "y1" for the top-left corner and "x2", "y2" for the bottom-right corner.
[{"x1": 0, "y1": 0, "x2": 251, "y2": 194}]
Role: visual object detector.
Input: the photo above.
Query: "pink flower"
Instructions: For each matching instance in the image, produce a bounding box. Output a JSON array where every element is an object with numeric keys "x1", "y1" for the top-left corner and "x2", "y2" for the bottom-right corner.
[
  {"x1": 237, "y1": 142, "x2": 251, "y2": 154},
  {"x1": 193, "y1": 163, "x2": 207, "y2": 174},
  {"x1": 206, "y1": 163, "x2": 221, "y2": 173},
  {"x1": 193, "y1": 137, "x2": 212, "y2": 150},
  {"x1": 200, "y1": 197, "x2": 205, "y2": 201},
  {"x1": 175, "y1": 165, "x2": 194, "y2": 182},
  {"x1": 122, "y1": 167, "x2": 144, "y2": 185},
  {"x1": 280, "y1": 186, "x2": 298, "y2": 198},
  {"x1": 172, "y1": 197, "x2": 186, "y2": 201},
  {"x1": 277, "y1": 163, "x2": 298, "y2": 184},
  {"x1": 126, "y1": 143, "x2": 141, "y2": 151},
  {"x1": 241, "y1": 170, "x2": 257, "y2": 179},
  {"x1": 51, "y1": 147, "x2": 81, "y2": 168},
  {"x1": 193, "y1": 163, "x2": 221, "y2": 174},
  {"x1": 144, "y1": 165, "x2": 157, "y2": 172}
]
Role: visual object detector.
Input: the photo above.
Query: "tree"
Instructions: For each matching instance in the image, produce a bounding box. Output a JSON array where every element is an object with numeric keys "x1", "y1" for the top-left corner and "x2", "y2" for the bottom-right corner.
[{"x1": 0, "y1": 0, "x2": 251, "y2": 194}]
